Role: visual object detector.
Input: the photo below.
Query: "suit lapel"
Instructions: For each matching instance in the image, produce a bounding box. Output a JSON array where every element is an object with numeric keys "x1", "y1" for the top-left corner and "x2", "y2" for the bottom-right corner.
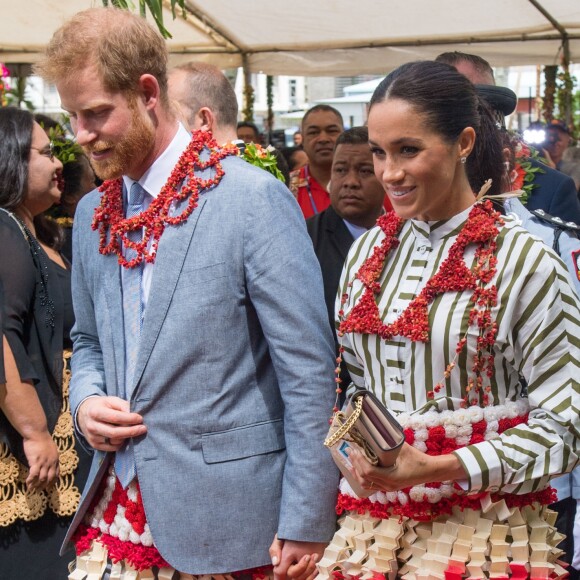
[
  {"x1": 130, "y1": 196, "x2": 208, "y2": 394},
  {"x1": 326, "y1": 206, "x2": 355, "y2": 262}
]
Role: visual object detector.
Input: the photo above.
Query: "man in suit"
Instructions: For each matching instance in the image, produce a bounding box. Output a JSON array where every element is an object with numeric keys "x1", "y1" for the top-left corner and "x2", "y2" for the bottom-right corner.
[
  {"x1": 37, "y1": 8, "x2": 338, "y2": 579},
  {"x1": 168, "y1": 62, "x2": 240, "y2": 146},
  {"x1": 307, "y1": 127, "x2": 385, "y2": 404},
  {"x1": 436, "y1": 51, "x2": 580, "y2": 224}
]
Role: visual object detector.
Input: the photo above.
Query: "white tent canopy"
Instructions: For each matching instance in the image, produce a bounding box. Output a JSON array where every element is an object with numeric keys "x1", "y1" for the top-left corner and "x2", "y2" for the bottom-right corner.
[{"x1": 1, "y1": 0, "x2": 579, "y2": 75}]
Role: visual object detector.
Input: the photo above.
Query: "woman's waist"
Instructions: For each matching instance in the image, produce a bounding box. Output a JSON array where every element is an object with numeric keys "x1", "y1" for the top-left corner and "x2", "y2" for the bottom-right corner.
[{"x1": 394, "y1": 398, "x2": 530, "y2": 454}]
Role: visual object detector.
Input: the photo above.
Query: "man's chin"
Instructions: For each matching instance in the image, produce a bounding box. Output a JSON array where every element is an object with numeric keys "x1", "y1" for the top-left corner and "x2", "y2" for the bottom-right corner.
[{"x1": 91, "y1": 160, "x2": 123, "y2": 182}]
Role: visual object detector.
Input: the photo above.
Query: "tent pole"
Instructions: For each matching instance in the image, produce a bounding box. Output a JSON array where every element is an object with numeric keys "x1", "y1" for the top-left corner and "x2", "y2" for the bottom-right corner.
[{"x1": 241, "y1": 53, "x2": 254, "y2": 122}]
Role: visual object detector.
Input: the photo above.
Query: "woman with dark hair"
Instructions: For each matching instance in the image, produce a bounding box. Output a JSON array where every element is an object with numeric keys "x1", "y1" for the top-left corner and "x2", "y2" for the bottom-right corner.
[
  {"x1": 47, "y1": 149, "x2": 97, "y2": 262},
  {"x1": 317, "y1": 62, "x2": 579, "y2": 578},
  {"x1": 0, "y1": 107, "x2": 90, "y2": 578}
]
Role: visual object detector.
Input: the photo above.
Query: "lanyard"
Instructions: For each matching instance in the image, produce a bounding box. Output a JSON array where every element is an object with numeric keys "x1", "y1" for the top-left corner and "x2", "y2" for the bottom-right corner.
[{"x1": 304, "y1": 166, "x2": 319, "y2": 215}]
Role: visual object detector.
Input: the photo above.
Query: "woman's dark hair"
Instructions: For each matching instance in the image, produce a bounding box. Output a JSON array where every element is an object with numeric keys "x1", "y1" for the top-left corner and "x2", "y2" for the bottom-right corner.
[
  {"x1": 369, "y1": 61, "x2": 504, "y2": 198},
  {"x1": 0, "y1": 107, "x2": 63, "y2": 249},
  {"x1": 0, "y1": 107, "x2": 33, "y2": 211}
]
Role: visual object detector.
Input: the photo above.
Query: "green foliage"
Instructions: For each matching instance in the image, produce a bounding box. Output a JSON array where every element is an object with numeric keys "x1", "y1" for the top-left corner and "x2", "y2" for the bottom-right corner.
[
  {"x1": 242, "y1": 83, "x2": 255, "y2": 122},
  {"x1": 102, "y1": 0, "x2": 186, "y2": 39},
  {"x1": 243, "y1": 143, "x2": 285, "y2": 183}
]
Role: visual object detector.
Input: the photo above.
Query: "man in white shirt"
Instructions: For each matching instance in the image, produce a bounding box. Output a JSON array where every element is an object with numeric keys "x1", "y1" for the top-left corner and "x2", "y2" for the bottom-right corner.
[{"x1": 37, "y1": 7, "x2": 338, "y2": 579}]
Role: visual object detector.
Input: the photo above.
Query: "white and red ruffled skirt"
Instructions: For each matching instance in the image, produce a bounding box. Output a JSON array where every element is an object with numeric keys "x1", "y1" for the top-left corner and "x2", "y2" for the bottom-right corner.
[
  {"x1": 69, "y1": 468, "x2": 273, "y2": 580},
  {"x1": 317, "y1": 400, "x2": 568, "y2": 580}
]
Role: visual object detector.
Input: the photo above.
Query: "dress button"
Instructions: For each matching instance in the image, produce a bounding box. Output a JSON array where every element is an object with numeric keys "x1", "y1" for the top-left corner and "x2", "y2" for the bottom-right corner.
[{"x1": 489, "y1": 486, "x2": 499, "y2": 492}]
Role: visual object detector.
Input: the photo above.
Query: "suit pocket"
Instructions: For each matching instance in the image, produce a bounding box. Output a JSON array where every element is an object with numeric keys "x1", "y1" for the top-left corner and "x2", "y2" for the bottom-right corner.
[
  {"x1": 201, "y1": 419, "x2": 285, "y2": 464},
  {"x1": 179, "y1": 262, "x2": 227, "y2": 288}
]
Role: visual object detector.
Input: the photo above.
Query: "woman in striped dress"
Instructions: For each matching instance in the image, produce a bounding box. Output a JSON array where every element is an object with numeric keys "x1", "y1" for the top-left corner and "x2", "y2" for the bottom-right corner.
[{"x1": 317, "y1": 61, "x2": 579, "y2": 580}]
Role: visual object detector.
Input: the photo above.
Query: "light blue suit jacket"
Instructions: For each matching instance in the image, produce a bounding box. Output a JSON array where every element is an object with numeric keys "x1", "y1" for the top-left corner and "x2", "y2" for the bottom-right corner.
[{"x1": 63, "y1": 155, "x2": 339, "y2": 573}]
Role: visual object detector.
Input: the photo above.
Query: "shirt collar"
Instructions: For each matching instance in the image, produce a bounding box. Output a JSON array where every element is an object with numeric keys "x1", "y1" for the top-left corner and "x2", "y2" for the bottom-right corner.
[
  {"x1": 410, "y1": 204, "x2": 474, "y2": 244},
  {"x1": 122, "y1": 122, "x2": 191, "y2": 197},
  {"x1": 343, "y1": 218, "x2": 369, "y2": 240}
]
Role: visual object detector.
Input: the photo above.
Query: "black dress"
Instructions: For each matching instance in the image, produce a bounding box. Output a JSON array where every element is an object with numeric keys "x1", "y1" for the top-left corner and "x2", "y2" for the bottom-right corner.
[
  {"x1": 0, "y1": 210, "x2": 90, "y2": 579},
  {"x1": 0, "y1": 279, "x2": 5, "y2": 384}
]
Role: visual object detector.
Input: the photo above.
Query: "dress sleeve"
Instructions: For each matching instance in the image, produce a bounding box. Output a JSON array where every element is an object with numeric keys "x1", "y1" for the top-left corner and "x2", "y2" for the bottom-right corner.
[
  {"x1": 454, "y1": 244, "x2": 580, "y2": 494},
  {"x1": 0, "y1": 280, "x2": 5, "y2": 384},
  {"x1": 0, "y1": 216, "x2": 39, "y2": 385}
]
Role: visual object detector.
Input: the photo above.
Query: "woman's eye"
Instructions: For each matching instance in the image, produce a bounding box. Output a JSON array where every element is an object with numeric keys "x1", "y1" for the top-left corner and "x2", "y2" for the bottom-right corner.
[
  {"x1": 370, "y1": 147, "x2": 384, "y2": 157},
  {"x1": 401, "y1": 146, "x2": 419, "y2": 155}
]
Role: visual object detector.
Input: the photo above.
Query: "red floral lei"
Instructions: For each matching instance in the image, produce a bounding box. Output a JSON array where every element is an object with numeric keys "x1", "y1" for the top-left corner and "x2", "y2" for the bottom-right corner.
[
  {"x1": 335, "y1": 200, "x2": 504, "y2": 407},
  {"x1": 91, "y1": 130, "x2": 237, "y2": 268}
]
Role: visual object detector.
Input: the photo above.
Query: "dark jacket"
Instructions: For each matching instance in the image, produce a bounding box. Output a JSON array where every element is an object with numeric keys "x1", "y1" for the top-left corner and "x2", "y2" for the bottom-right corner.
[
  {"x1": 307, "y1": 205, "x2": 355, "y2": 332},
  {"x1": 527, "y1": 159, "x2": 580, "y2": 224}
]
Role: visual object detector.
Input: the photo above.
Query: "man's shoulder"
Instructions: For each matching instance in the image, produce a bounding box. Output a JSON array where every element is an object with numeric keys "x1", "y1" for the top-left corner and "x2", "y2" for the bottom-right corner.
[
  {"x1": 75, "y1": 187, "x2": 102, "y2": 222},
  {"x1": 530, "y1": 158, "x2": 572, "y2": 187}
]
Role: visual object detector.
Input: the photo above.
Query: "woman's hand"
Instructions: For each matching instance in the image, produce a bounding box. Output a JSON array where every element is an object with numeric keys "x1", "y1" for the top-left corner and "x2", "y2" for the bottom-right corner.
[
  {"x1": 269, "y1": 534, "x2": 323, "y2": 580},
  {"x1": 347, "y1": 441, "x2": 467, "y2": 492},
  {"x1": 22, "y1": 430, "x2": 60, "y2": 490}
]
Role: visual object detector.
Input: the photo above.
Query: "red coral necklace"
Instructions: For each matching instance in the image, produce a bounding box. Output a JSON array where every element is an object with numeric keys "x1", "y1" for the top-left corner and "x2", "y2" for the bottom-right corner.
[
  {"x1": 92, "y1": 130, "x2": 237, "y2": 268},
  {"x1": 334, "y1": 200, "x2": 504, "y2": 408}
]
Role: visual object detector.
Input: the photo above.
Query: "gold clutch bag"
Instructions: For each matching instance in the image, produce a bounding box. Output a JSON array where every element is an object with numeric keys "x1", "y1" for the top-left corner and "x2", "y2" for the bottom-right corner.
[{"x1": 324, "y1": 389, "x2": 405, "y2": 498}]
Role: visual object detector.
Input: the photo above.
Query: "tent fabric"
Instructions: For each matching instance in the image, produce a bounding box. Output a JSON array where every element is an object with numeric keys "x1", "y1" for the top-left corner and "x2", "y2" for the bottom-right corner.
[{"x1": 1, "y1": 0, "x2": 579, "y2": 75}]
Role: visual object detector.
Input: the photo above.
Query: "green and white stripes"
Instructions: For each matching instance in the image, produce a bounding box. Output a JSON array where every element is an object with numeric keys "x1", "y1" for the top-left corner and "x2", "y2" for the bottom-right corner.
[{"x1": 336, "y1": 205, "x2": 580, "y2": 494}]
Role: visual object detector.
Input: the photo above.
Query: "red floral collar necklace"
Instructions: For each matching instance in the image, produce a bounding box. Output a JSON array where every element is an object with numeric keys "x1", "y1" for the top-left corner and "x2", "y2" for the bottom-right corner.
[
  {"x1": 335, "y1": 200, "x2": 504, "y2": 407},
  {"x1": 92, "y1": 130, "x2": 237, "y2": 268}
]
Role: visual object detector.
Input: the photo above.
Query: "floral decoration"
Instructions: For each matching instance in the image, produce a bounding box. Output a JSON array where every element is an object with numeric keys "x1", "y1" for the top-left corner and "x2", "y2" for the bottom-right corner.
[
  {"x1": 0, "y1": 63, "x2": 10, "y2": 107},
  {"x1": 92, "y1": 130, "x2": 237, "y2": 268},
  {"x1": 336, "y1": 398, "x2": 558, "y2": 521},
  {"x1": 336, "y1": 200, "x2": 504, "y2": 408},
  {"x1": 506, "y1": 134, "x2": 545, "y2": 204},
  {"x1": 241, "y1": 142, "x2": 285, "y2": 183}
]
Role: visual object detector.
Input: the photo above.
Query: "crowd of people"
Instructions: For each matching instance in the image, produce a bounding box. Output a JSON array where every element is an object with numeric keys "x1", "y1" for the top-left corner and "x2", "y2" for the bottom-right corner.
[{"x1": 0, "y1": 6, "x2": 578, "y2": 580}]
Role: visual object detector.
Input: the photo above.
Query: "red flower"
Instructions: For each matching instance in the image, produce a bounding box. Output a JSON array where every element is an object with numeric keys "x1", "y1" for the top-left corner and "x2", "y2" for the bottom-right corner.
[
  {"x1": 92, "y1": 130, "x2": 237, "y2": 269},
  {"x1": 337, "y1": 201, "x2": 502, "y2": 407}
]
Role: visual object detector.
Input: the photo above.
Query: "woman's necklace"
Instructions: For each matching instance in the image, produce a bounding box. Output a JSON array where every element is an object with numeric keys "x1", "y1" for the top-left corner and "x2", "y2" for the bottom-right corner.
[
  {"x1": 92, "y1": 130, "x2": 237, "y2": 269},
  {"x1": 335, "y1": 200, "x2": 504, "y2": 408},
  {"x1": 0, "y1": 208, "x2": 55, "y2": 329}
]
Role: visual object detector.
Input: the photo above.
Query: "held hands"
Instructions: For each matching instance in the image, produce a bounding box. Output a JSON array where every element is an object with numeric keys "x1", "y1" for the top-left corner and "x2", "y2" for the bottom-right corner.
[
  {"x1": 22, "y1": 430, "x2": 60, "y2": 490},
  {"x1": 77, "y1": 396, "x2": 147, "y2": 451},
  {"x1": 346, "y1": 441, "x2": 467, "y2": 493},
  {"x1": 269, "y1": 535, "x2": 326, "y2": 580}
]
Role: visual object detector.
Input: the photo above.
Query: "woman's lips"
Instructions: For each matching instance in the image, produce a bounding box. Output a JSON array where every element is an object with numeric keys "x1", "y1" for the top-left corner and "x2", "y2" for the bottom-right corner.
[{"x1": 388, "y1": 186, "x2": 415, "y2": 198}]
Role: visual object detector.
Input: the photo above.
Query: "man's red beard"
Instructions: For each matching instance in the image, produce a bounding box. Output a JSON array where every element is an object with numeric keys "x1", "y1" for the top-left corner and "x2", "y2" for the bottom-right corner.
[{"x1": 84, "y1": 103, "x2": 155, "y2": 181}]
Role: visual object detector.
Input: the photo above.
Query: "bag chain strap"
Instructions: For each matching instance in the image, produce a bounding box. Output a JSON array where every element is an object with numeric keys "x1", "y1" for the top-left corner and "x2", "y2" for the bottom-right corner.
[{"x1": 324, "y1": 396, "x2": 364, "y2": 448}]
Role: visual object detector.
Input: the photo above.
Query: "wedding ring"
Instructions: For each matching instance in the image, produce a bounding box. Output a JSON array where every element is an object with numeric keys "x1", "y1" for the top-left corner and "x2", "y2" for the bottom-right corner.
[{"x1": 369, "y1": 481, "x2": 375, "y2": 490}]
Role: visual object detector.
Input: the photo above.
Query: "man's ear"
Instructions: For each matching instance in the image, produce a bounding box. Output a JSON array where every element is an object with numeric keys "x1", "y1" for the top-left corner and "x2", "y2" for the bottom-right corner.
[
  {"x1": 196, "y1": 107, "x2": 215, "y2": 133},
  {"x1": 138, "y1": 74, "x2": 161, "y2": 111}
]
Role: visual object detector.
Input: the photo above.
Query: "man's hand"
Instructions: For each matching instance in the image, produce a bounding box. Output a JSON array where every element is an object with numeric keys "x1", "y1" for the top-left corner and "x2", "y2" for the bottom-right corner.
[
  {"x1": 22, "y1": 430, "x2": 60, "y2": 490},
  {"x1": 77, "y1": 396, "x2": 147, "y2": 451},
  {"x1": 269, "y1": 535, "x2": 326, "y2": 580}
]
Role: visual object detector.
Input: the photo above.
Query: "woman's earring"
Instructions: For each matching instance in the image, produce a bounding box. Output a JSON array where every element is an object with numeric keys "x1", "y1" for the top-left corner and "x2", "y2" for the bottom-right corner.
[{"x1": 460, "y1": 156, "x2": 467, "y2": 164}]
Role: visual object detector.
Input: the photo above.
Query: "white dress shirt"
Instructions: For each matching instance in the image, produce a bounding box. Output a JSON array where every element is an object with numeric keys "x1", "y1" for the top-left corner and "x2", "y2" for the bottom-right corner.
[{"x1": 121, "y1": 122, "x2": 191, "y2": 310}]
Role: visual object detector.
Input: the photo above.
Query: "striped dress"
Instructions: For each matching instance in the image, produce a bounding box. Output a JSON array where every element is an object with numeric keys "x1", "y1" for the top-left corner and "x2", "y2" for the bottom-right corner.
[{"x1": 317, "y1": 203, "x2": 580, "y2": 579}]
